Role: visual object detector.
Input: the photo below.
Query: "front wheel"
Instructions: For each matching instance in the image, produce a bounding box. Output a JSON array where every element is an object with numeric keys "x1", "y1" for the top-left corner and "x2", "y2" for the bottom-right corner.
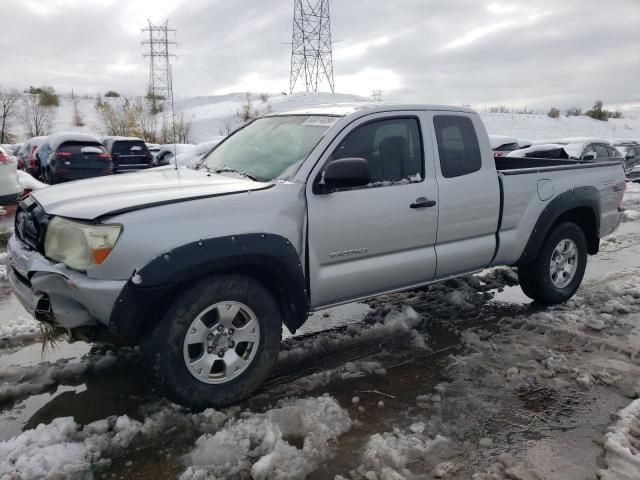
[
  {"x1": 142, "y1": 274, "x2": 282, "y2": 408},
  {"x1": 518, "y1": 222, "x2": 588, "y2": 305}
]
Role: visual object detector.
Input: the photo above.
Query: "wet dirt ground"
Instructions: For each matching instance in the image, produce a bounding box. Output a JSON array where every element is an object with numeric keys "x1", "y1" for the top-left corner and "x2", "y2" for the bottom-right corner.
[{"x1": 1, "y1": 207, "x2": 639, "y2": 479}]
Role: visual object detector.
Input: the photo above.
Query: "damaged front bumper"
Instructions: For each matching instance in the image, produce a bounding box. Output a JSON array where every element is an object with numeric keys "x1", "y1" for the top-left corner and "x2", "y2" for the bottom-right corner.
[{"x1": 7, "y1": 235, "x2": 126, "y2": 330}]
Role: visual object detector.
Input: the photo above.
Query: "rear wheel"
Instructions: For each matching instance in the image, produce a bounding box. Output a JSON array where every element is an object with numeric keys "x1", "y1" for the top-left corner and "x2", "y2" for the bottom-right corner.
[
  {"x1": 44, "y1": 168, "x2": 55, "y2": 185},
  {"x1": 142, "y1": 274, "x2": 282, "y2": 408},
  {"x1": 518, "y1": 222, "x2": 587, "y2": 305}
]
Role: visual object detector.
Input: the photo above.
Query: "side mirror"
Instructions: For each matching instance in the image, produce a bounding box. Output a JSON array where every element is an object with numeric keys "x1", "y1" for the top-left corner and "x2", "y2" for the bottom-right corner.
[
  {"x1": 316, "y1": 157, "x2": 370, "y2": 193},
  {"x1": 582, "y1": 153, "x2": 596, "y2": 161}
]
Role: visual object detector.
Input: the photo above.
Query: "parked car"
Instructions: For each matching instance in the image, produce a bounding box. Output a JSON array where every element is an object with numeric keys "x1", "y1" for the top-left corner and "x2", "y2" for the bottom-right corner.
[
  {"x1": 489, "y1": 135, "x2": 520, "y2": 158},
  {"x1": 174, "y1": 137, "x2": 226, "y2": 168},
  {"x1": 0, "y1": 146, "x2": 22, "y2": 204},
  {"x1": 102, "y1": 136, "x2": 154, "y2": 173},
  {"x1": 7, "y1": 104, "x2": 625, "y2": 408},
  {"x1": 146, "y1": 143, "x2": 161, "y2": 158},
  {"x1": 42, "y1": 133, "x2": 113, "y2": 184},
  {"x1": 610, "y1": 140, "x2": 640, "y2": 174},
  {"x1": 154, "y1": 143, "x2": 194, "y2": 166},
  {"x1": 508, "y1": 139, "x2": 622, "y2": 163},
  {"x1": 18, "y1": 136, "x2": 47, "y2": 177}
]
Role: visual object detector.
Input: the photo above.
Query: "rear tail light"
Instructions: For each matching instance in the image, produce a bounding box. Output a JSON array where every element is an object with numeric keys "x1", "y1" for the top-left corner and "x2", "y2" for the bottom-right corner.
[
  {"x1": 494, "y1": 151, "x2": 504, "y2": 158},
  {"x1": 98, "y1": 153, "x2": 111, "y2": 160},
  {"x1": 56, "y1": 151, "x2": 72, "y2": 158},
  {"x1": 0, "y1": 152, "x2": 9, "y2": 165}
]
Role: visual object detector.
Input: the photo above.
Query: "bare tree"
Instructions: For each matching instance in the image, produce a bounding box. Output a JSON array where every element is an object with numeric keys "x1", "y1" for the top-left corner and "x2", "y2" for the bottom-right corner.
[
  {"x1": 219, "y1": 118, "x2": 239, "y2": 136},
  {"x1": 95, "y1": 97, "x2": 140, "y2": 136},
  {"x1": 237, "y1": 93, "x2": 261, "y2": 123},
  {"x1": 136, "y1": 98, "x2": 159, "y2": 142},
  {"x1": 0, "y1": 87, "x2": 20, "y2": 143},
  {"x1": 20, "y1": 94, "x2": 54, "y2": 137}
]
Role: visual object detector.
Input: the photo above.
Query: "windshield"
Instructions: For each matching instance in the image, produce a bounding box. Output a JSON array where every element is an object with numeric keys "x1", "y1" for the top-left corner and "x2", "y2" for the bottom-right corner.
[{"x1": 202, "y1": 115, "x2": 338, "y2": 182}]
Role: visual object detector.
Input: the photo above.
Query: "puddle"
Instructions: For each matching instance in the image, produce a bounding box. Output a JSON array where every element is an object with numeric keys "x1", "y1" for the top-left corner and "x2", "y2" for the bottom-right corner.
[
  {"x1": 289, "y1": 302, "x2": 372, "y2": 338},
  {"x1": 0, "y1": 385, "x2": 85, "y2": 441}
]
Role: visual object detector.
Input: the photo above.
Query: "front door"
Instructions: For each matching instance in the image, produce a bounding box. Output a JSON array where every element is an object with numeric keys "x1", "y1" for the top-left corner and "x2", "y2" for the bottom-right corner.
[{"x1": 307, "y1": 113, "x2": 439, "y2": 308}]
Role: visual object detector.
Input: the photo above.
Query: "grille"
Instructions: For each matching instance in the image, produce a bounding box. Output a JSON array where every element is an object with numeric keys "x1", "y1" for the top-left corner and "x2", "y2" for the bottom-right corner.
[{"x1": 15, "y1": 196, "x2": 48, "y2": 252}]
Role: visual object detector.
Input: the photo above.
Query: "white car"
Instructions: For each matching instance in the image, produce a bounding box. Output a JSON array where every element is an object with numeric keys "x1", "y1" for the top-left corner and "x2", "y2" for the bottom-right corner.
[
  {"x1": 174, "y1": 137, "x2": 226, "y2": 168},
  {"x1": 508, "y1": 139, "x2": 622, "y2": 163},
  {"x1": 154, "y1": 144, "x2": 194, "y2": 166},
  {"x1": 489, "y1": 135, "x2": 531, "y2": 158},
  {"x1": 0, "y1": 146, "x2": 23, "y2": 204}
]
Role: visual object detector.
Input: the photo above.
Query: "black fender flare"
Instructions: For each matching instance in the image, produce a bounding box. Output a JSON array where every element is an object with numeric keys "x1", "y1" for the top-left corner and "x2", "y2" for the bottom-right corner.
[
  {"x1": 108, "y1": 233, "x2": 309, "y2": 343},
  {"x1": 517, "y1": 186, "x2": 600, "y2": 266}
]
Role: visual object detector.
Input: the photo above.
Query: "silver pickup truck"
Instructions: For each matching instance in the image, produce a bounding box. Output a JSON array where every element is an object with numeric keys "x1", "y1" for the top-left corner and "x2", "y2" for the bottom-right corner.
[{"x1": 7, "y1": 104, "x2": 625, "y2": 407}]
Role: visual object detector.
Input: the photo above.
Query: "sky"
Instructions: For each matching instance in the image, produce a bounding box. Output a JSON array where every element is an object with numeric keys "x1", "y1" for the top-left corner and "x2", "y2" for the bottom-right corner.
[{"x1": 1, "y1": 0, "x2": 639, "y2": 111}]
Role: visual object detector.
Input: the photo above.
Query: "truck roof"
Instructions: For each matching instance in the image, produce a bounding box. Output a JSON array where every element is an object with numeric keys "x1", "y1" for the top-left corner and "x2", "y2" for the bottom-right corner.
[{"x1": 271, "y1": 103, "x2": 476, "y2": 117}]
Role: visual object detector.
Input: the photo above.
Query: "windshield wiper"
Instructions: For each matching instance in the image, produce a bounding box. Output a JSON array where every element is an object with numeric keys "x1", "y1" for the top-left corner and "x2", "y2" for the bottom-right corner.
[{"x1": 208, "y1": 166, "x2": 259, "y2": 182}]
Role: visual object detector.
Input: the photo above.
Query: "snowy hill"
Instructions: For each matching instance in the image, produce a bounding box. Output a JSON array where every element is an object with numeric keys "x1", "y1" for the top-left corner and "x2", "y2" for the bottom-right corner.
[{"x1": 7, "y1": 92, "x2": 640, "y2": 144}]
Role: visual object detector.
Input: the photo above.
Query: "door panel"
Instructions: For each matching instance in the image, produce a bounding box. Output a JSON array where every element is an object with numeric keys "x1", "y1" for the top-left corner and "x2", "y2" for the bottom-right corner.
[
  {"x1": 430, "y1": 113, "x2": 500, "y2": 277},
  {"x1": 307, "y1": 113, "x2": 439, "y2": 308}
]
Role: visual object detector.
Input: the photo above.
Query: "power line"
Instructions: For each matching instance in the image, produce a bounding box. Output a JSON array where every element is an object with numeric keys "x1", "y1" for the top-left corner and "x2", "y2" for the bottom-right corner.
[
  {"x1": 289, "y1": 0, "x2": 335, "y2": 94},
  {"x1": 142, "y1": 20, "x2": 177, "y2": 110}
]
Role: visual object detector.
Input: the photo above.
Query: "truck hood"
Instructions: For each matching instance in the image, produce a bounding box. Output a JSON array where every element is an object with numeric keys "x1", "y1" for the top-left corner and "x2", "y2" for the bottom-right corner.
[{"x1": 32, "y1": 167, "x2": 272, "y2": 220}]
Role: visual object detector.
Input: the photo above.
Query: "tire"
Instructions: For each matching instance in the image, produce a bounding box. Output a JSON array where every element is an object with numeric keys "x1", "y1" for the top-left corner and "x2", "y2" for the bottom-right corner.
[
  {"x1": 518, "y1": 222, "x2": 588, "y2": 305},
  {"x1": 142, "y1": 274, "x2": 282, "y2": 409},
  {"x1": 44, "y1": 168, "x2": 55, "y2": 185}
]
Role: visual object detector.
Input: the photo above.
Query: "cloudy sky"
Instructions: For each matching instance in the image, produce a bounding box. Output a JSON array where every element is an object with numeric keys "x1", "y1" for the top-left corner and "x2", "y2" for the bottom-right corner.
[{"x1": 1, "y1": 0, "x2": 639, "y2": 110}]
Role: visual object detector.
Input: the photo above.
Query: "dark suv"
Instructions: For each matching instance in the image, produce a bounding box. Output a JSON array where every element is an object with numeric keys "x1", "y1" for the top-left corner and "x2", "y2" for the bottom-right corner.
[
  {"x1": 103, "y1": 137, "x2": 153, "y2": 173},
  {"x1": 43, "y1": 133, "x2": 113, "y2": 184}
]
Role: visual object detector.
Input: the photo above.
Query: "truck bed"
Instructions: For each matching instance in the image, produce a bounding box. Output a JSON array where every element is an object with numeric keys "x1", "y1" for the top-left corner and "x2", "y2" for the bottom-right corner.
[{"x1": 491, "y1": 157, "x2": 625, "y2": 267}]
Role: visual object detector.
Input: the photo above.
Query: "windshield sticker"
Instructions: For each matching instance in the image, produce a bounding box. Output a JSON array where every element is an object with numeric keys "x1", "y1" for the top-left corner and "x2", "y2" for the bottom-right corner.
[{"x1": 302, "y1": 116, "x2": 339, "y2": 127}]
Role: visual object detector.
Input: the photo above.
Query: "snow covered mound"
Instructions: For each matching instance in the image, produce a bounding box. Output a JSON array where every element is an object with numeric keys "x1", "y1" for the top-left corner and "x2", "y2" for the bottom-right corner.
[
  {"x1": 7, "y1": 92, "x2": 640, "y2": 146},
  {"x1": 180, "y1": 395, "x2": 351, "y2": 480},
  {"x1": 0, "y1": 403, "x2": 232, "y2": 480},
  {"x1": 599, "y1": 399, "x2": 640, "y2": 480}
]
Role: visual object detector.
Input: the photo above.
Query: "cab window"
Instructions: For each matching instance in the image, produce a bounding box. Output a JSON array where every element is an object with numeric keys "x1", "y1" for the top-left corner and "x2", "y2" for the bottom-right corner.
[{"x1": 330, "y1": 117, "x2": 424, "y2": 184}]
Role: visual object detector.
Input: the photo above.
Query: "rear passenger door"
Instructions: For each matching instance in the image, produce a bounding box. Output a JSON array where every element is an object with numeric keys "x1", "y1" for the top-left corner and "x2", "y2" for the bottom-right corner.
[
  {"x1": 429, "y1": 113, "x2": 501, "y2": 278},
  {"x1": 307, "y1": 113, "x2": 439, "y2": 308}
]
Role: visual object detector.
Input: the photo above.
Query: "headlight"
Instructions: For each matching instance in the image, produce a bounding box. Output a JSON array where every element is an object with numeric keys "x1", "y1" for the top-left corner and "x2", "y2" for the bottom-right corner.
[{"x1": 44, "y1": 217, "x2": 122, "y2": 271}]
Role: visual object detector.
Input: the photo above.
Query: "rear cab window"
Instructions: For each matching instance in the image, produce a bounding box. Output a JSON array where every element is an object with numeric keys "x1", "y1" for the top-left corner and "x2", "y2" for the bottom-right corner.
[{"x1": 433, "y1": 115, "x2": 482, "y2": 178}]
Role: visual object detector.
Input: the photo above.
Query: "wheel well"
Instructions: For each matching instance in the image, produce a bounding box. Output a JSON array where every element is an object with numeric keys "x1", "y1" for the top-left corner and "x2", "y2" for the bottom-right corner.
[
  {"x1": 137, "y1": 264, "x2": 306, "y2": 340},
  {"x1": 551, "y1": 206, "x2": 599, "y2": 254}
]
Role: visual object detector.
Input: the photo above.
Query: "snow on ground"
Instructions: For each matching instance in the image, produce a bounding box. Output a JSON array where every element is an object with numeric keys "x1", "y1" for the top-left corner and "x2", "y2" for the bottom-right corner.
[
  {"x1": 8, "y1": 92, "x2": 640, "y2": 146},
  {"x1": 180, "y1": 396, "x2": 350, "y2": 480},
  {"x1": 0, "y1": 316, "x2": 40, "y2": 351},
  {"x1": 0, "y1": 401, "x2": 233, "y2": 480},
  {"x1": 623, "y1": 182, "x2": 640, "y2": 211},
  {"x1": 481, "y1": 112, "x2": 640, "y2": 143},
  {"x1": 599, "y1": 399, "x2": 640, "y2": 480}
]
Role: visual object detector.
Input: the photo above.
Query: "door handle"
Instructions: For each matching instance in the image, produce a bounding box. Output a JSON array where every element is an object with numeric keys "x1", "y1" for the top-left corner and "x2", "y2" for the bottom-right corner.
[{"x1": 410, "y1": 198, "x2": 436, "y2": 209}]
